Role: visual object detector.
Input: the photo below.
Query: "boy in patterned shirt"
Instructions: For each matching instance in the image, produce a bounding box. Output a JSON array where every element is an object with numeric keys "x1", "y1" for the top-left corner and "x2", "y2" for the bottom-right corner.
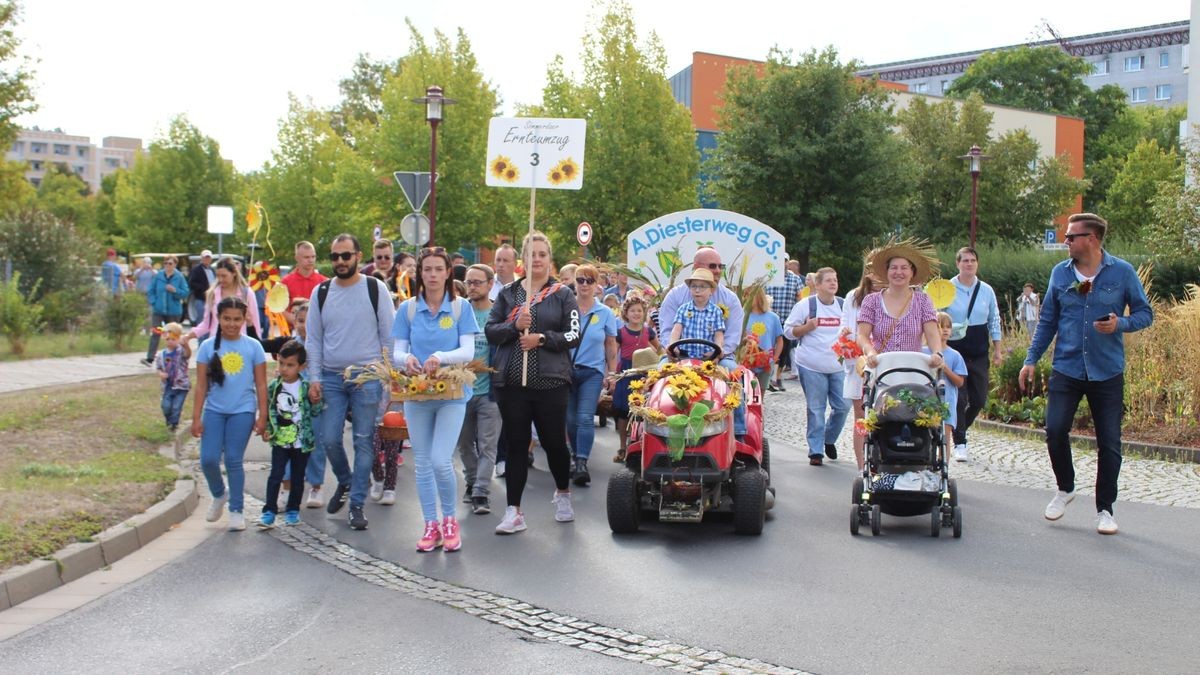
[{"x1": 669, "y1": 268, "x2": 725, "y2": 359}]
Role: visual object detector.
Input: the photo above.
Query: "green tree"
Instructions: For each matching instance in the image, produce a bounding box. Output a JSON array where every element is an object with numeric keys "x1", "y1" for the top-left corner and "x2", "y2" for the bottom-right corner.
[
  {"x1": 113, "y1": 116, "x2": 237, "y2": 252},
  {"x1": 709, "y1": 47, "x2": 909, "y2": 273},
  {"x1": 93, "y1": 170, "x2": 122, "y2": 247},
  {"x1": 897, "y1": 93, "x2": 1085, "y2": 245},
  {"x1": 529, "y1": 1, "x2": 699, "y2": 261},
  {"x1": 0, "y1": 159, "x2": 35, "y2": 214},
  {"x1": 1148, "y1": 146, "x2": 1200, "y2": 260},
  {"x1": 34, "y1": 163, "x2": 96, "y2": 237},
  {"x1": 350, "y1": 22, "x2": 503, "y2": 252},
  {"x1": 1101, "y1": 139, "x2": 1181, "y2": 243},
  {"x1": 1086, "y1": 105, "x2": 1186, "y2": 210},
  {"x1": 0, "y1": 1, "x2": 36, "y2": 149},
  {"x1": 329, "y1": 53, "x2": 403, "y2": 145}
]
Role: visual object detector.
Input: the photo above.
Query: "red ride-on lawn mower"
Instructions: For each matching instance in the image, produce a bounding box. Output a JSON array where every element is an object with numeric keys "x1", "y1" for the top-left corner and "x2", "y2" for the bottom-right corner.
[{"x1": 607, "y1": 339, "x2": 774, "y2": 535}]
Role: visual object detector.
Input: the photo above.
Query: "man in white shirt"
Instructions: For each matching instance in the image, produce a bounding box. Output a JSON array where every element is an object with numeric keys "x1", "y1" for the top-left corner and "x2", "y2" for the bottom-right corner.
[
  {"x1": 489, "y1": 244, "x2": 517, "y2": 301},
  {"x1": 784, "y1": 268, "x2": 848, "y2": 465}
]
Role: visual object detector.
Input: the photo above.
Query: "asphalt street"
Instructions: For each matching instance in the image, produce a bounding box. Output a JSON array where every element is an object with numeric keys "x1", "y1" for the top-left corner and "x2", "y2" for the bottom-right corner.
[{"x1": 2, "y1": 393, "x2": 1199, "y2": 673}]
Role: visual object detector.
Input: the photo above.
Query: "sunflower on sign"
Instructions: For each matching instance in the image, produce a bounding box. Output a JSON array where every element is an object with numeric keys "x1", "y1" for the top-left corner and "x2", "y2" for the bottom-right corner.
[{"x1": 249, "y1": 261, "x2": 280, "y2": 291}]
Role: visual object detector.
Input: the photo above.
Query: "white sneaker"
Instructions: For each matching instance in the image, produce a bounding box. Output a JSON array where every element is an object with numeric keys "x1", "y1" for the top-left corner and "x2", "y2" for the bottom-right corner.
[
  {"x1": 305, "y1": 486, "x2": 324, "y2": 509},
  {"x1": 228, "y1": 512, "x2": 246, "y2": 531},
  {"x1": 206, "y1": 492, "x2": 228, "y2": 522},
  {"x1": 1096, "y1": 510, "x2": 1119, "y2": 535},
  {"x1": 553, "y1": 491, "x2": 574, "y2": 523},
  {"x1": 495, "y1": 506, "x2": 526, "y2": 534},
  {"x1": 369, "y1": 481, "x2": 384, "y2": 502},
  {"x1": 953, "y1": 444, "x2": 969, "y2": 462},
  {"x1": 380, "y1": 490, "x2": 396, "y2": 506},
  {"x1": 1044, "y1": 490, "x2": 1076, "y2": 520},
  {"x1": 495, "y1": 461, "x2": 506, "y2": 478}
]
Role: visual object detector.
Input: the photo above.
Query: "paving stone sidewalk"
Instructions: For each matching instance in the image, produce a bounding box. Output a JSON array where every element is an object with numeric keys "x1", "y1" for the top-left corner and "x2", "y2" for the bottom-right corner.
[
  {"x1": 763, "y1": 384, "x2": 1200, "y2": 509},
  {"x1": 0, "y1": 352, "x2": 158, "y2": 394}
]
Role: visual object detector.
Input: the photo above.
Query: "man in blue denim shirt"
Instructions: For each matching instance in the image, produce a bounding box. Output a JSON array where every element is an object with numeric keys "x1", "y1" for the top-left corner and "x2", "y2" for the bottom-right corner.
[{"x1": 1019, "y1": 213, "x2": 1152, "y2": 536}]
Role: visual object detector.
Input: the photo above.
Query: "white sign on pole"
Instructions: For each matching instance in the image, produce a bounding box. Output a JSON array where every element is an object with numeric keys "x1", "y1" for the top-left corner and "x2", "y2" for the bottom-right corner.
[
  {"x1": 400, "y1": 213, "x2": 431, "y2": 247},
  {"x1": 206, "y1": 206, "x2": 234, "y2": 234},
  {"x1": 626, "y1": 209, "x2": 787, "y2": 287},
  {"x1": 485, "y1": 117, "x2": 586, "y2": 190},
  {"x1": 576, "y1": 221, "x2": 593, "y2": 246}
]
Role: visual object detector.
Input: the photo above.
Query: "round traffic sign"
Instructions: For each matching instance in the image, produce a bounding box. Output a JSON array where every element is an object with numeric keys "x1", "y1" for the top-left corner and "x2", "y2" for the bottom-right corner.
[
  {"x1": 400, "y1": 213, "x2": 431, "y2": 247},
  {"x1": 576, "y1": 221, "x2": 593, "y2": 246}
]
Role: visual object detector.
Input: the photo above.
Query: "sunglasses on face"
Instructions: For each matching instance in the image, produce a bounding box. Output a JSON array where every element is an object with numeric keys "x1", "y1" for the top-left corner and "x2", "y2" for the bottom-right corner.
[
  {"x1": 374, "y1": 254, "x2": 392, "y2": 261},
  {"x1": 702, "y1": 263, "x2": 726, "y2": 271},
  {"x1": 575, "y1": 277, "x2": 597, "y2": 285},
  {"x1": 329, "y1": 251, "x2": 356, "y2": 262},
  {"x1": 1064, "y1": 232, "x2": 1093, "y2": 242}
]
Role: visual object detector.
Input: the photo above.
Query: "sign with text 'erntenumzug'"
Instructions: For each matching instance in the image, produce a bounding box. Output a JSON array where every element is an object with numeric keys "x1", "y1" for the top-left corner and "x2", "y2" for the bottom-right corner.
[
  {"x1": 626, "y1": 209, "x2": 787, "y2": 287},
  {"x1": 485, "y1": 117, "x2": 586, "y2": 190}
]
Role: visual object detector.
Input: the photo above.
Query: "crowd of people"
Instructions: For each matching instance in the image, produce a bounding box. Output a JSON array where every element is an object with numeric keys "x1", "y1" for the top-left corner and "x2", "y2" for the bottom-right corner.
[{"x1": 140, "y1": 210, "x2": 1150, "y2": 545}]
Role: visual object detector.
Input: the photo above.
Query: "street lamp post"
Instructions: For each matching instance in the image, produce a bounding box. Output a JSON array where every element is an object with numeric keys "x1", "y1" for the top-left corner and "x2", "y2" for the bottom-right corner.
[
  {"x1": 411, "y1": 85, "x2": 457, "y2": 246},
  {"x1": 959, "y1": 144, "x2": 989, "y2": 249}
]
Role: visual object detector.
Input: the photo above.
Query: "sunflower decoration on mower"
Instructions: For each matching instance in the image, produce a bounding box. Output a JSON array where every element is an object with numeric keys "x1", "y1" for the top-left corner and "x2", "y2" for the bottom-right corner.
[{"x1": 608, "y1": 338, "x2": 773, "y2": 536}]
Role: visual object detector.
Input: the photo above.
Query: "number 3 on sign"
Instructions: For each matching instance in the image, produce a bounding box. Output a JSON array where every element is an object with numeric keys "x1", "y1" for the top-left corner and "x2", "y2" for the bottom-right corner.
[{"x1": 530, "y1": 152, "x2": 540, "y2": 167}]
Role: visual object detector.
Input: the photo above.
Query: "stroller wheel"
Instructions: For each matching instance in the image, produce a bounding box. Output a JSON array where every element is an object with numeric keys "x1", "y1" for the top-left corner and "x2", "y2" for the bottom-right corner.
[
  {"x1": 870, "y1": 504, "x2": 882, "y2": 536},
  {"x1": 948, "y1": 478, "x2": 958, "y2": 507},
  {"x1": 850, "y1": 505, "x2": 861, "y2": 535},
  {"x1": 952, "y1": 506, "x2": 963, "y2": 538},
  {"x1": 852, "y1": 477, "x2": 864, "y2": 504},
  {"x1": 930, "y1": 508, "x2": 941, "y2": 537}
]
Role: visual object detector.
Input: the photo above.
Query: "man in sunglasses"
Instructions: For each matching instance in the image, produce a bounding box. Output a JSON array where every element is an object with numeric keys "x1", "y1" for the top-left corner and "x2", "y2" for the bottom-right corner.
[
  {"x1": 305, "y1": 234, "x2": 396, "y2": 531},
  {"x1": 360, "y1": 238, "x2": 394, "y2": 278},
  {"x1": 1019, "y1": 213, "x2": 1152, "y2": 536},
  {"x1": 657, "y1": 246, "x2": 747, "y2": 437}
]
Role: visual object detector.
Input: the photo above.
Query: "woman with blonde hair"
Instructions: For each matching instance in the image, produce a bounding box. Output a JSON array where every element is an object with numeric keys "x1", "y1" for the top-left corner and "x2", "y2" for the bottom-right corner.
[{"x1": 184, "y1": 257, "x2": 262, "y2": 342}]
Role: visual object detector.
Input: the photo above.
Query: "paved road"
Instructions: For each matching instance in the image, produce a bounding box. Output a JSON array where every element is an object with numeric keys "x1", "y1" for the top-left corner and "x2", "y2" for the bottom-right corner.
[{"x1": 3, "y1": 385, "x2": 1199, "y2": 673}]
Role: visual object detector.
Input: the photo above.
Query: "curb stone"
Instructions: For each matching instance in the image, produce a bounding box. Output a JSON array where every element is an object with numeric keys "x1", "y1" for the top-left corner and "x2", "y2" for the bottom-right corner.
[
  {"x1": 0, "y1": 474, "x2": 197, "y2": 612},
  {"x1": 975, "y1": 419, "x2": 1200, "y2": 464}
]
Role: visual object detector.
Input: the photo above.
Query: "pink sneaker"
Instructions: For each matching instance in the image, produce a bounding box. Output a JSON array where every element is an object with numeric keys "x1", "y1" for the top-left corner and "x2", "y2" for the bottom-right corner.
[
  {"x1": 441, "y1": 516, "x2": 462, "y2": 552},
  {"x1": 416, "y1": 520, "x2": 442, "y2": 552}
]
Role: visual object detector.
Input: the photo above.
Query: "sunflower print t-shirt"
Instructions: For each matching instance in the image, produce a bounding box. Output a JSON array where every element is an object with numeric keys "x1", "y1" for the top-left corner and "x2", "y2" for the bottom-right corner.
[{"x1": 196, "y1": 334, "x2": 266, "y2": 415}]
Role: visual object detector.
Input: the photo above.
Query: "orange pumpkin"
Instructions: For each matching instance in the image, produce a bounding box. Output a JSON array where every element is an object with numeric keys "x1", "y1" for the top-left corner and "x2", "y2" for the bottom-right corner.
[{"x1": 382, "y1": 411, "x2": 406, "y2": 428}]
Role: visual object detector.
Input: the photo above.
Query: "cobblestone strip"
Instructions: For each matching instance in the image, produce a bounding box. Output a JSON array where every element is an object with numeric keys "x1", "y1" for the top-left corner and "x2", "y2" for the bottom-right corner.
[
  {"x1": 244, "y1": 496, "x2": 806, "y2": 675},
  {"x1": 763, "y1": 386, "x2": 1200, "y2": 509}
]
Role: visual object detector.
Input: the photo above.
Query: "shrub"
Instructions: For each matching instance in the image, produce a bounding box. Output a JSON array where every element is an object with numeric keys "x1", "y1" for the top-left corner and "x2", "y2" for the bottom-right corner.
[
  {"x1": 0, "y1": 273, "x2": 45, "y2": 354},
  {"x1": 40, "y1": 288, "x2": 98, "y2": 332},
  {"x1": 0, "y1": 209, "x2": 98, "y2": 301},
  {"x1": 101, "y1": 292, "x2": 147, "y2": 349}
]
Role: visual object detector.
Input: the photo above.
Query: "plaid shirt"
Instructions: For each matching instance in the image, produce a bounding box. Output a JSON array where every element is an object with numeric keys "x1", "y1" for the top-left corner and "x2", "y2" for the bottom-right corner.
[
  {"x1": 673, "y1": 301, "x2": 726, "y2": 358},
  {"x1": 766, "y1": 271, "x2": 803, "y2": 318}
]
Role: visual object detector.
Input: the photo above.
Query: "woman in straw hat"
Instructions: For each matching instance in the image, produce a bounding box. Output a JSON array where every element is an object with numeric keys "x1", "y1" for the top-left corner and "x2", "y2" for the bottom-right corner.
[{"x1": 855, "y1": 239, "x2": 945, "y2": 371}]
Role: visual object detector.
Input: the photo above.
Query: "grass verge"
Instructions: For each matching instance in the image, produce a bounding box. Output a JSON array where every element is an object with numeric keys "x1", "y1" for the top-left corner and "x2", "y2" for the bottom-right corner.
[
  {"x1": 0, "y1": 375, "x2": 180, "y2": 571},
  {"x1": 0, "y1": 330, "x2": 151, "y2": 362}
]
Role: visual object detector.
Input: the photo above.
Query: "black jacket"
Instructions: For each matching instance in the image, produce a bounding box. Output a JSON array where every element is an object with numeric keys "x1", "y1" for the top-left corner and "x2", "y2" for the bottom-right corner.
[
  {"x1": 188, "y1": 263, "x2": 212, "y2": 298},
  {"x1": 486, "y1": 278, "x2": 580, "y2": 388}
]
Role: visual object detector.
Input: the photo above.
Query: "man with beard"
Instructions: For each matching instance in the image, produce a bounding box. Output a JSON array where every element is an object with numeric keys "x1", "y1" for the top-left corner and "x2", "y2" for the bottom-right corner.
[
  {"x1": 305, "y1": 234, "x2": 396, "y2": 531},
  {"x1": 454, "y1": 264, "x2": 502, "y2": 515}
]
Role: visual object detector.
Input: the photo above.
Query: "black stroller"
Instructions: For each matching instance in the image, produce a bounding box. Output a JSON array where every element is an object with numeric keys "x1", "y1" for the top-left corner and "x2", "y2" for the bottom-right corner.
[{"x1": 851, "y1": 351, "x2": 962, "y2": 538}]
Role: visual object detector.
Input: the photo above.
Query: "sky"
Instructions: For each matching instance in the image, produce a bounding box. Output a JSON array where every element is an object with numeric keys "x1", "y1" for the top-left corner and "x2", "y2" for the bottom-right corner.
[{"x1": 12, "y1": 0, "x2": 1189, "y2": 172}]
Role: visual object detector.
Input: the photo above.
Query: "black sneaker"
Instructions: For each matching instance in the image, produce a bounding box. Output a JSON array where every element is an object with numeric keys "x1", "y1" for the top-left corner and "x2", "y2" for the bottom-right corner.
[
  {"x1": 573, "y1": 459, "x2": 591, "y2": 487},
  {"x1": 348, "y1": 506, "x2": 368, "y2": 530},
  {"x1": 462, "y1": 485, "x2": 474, "y2": 504},
  {"x1": 471, "y1": 496, "x2": 491, "y2": 515},
  {"x1": 825, "y1": 443, "x2": 838, "y2": 460},
  {"x1": 326, "y1": 483, "x2": 350, "y2": 514}
]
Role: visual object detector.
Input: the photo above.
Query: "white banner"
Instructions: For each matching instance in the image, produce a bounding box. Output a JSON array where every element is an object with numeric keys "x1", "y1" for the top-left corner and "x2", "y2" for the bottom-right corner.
[
  {"x1": 485, "y1": 117, "x2": 586, "y2": 190},
  {"x1": 626, "y1": 209, "x2": 786, "y2": 287}
]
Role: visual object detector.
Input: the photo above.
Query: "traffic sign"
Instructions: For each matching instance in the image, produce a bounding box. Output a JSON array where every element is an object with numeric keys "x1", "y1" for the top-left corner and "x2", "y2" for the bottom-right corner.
[
  {"x1": 206, "y1": 205, "x2": 233, "y2": 234},
  {"x1": 576, "y1": 221, "x2": 593, "y2": 246},
  {"x1": 400, "y1": 213, "x2": 431, "y2": 247},
  {"x1": 393, "y1": 172, "x2": 433, "y2": 212},
  {"x1": 1044, "y1": 229, "x2": 1057, "y2": 244}
]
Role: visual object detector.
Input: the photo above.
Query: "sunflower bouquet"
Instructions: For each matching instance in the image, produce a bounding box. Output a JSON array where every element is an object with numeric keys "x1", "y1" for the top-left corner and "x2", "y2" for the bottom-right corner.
[
  {"x1": 872, "y1": 387, "x2": 948, "y2": 429},
  {"x1": 346, "y1": 351, "x2": 491, "y2": 402},
  {"x1": 627, "y1": 362, "x2": 742, "y2": 459}
]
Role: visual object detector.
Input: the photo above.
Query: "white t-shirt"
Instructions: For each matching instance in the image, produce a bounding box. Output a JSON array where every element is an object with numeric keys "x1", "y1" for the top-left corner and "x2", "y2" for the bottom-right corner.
[
  {"x1": 275, "y1": 379, "x2": 303, "y2": 448},
  {"x1": 785, "y1": 296, "x2": 844, "y2": 373}
]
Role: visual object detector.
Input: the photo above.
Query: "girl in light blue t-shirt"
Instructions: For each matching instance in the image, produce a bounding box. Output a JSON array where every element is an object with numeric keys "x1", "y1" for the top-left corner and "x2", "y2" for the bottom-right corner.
[{"x1": 191, "y1": 296, "x2": 267, "y2": 532}]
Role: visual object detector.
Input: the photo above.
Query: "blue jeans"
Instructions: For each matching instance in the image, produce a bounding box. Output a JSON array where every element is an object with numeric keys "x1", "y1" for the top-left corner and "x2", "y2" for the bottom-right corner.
[
  {"x1": 188, "y1": 297, "x2": 205, "y2": 326},
  {"x1": 199, "y1": 410, "x2": 255, "y2": 513},
  {"x1": 282, "y1": 409, "x2": 324, "y2": 486},
  {"x1": 797, "y1": 365, "x2": 849, "y2": 457},
  {"x1": 1045, "y1": 370, "x2": 1124, "y2": 513},
  {"x1": 161, "y1": 388, "x2": 188, "y2": 428},
  {"x1": 405, "y1": 399, "x2": 467, "y2": 521},
  {"x1": 568, "y1": 366, "x2": 605, "y2": 461},
  {"x1": 318, "y1": 371, "x2": 382, "y2": 509}
]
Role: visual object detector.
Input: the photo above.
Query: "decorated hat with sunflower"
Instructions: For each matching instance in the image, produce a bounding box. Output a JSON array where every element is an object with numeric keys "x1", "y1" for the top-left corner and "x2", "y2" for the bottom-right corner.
[{"x1": 867, "y1": 237, "x2": 939, "y2": 286}]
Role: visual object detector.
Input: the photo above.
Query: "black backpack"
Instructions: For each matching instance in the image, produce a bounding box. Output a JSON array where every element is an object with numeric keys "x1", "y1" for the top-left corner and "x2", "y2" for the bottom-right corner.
[{"x1": 315, "y1": 277, "x2": 380, "y2": 317}]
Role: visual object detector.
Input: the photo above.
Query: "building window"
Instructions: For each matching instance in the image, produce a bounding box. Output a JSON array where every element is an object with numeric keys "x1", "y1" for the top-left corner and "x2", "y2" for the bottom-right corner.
[
  {"x1": 31, "y1": 142, "x2": 45, "y2": 154},
  {"x1": 53, "y1": 143, "x2": 69, "y2": 155},
  {"x1": 940, "y1": 79, "x2": 950, "y2": 92},
  {"x1": 1130, "y1": 86, "x2": 1148, "y2": 103},
  {"x1": 73, "y1": 165, "x2": 85, "y2": 175},
  {"x1": 912, "y1": 82, "x2": 929, "y2": 93},
  {"x1": 11, "y1": 141, "x2": 23, "y2": 154},
  {"x1": 30, "y1": 160, "x2": 42, "y2": 171},
  {"x1": 76, "y1": 146, "x2": 88, "y2": 158},
  {"x1": 1093, "y1": 59, "x2": 1109, "y2": 76},
  {"x1": 1155, "y1": 84, "x2": 1172, "y2": 100},
  {"x1": 1160, "y1": 52, "x2": 1170, "y2": 68},
  {"x1": 1124, "y1": 55, "x2": 1145, "y2": 72},
  {"x1": 29, "y1": 177, "x2": 39, "y2": 188},
  {"x1": 104, "y1": 157, "x2": 120, "y2": 168}
]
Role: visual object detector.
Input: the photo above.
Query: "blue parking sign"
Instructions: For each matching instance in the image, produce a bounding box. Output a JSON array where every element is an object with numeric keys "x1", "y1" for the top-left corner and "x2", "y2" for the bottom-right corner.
[{"x1": 1045, "y1": 229, "x2": 1056, "y2": 244}]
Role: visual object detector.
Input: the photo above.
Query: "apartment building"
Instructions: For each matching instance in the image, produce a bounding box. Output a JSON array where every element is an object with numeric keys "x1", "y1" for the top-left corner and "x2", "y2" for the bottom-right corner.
[{"x1": 6, "y1": 128, "x2": 141, "y2": 193}]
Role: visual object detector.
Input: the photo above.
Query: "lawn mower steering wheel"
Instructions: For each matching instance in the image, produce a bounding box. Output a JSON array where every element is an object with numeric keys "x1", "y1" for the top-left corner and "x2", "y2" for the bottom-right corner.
[{"x1": 666, "y1": 339, "x2": 723, "y2": 362}]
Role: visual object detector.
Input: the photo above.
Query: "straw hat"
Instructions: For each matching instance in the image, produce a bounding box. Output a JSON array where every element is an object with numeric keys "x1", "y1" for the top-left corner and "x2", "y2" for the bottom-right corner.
[
  {"x1": 685, "y1": 267, "x2": 717, "y2": 288},
  {"x1": 868, "y1": 238, "x2": 939, "y2": 286},
  {"x1": 629, "y1": 347, "x2": 661, "y2": 372}
]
